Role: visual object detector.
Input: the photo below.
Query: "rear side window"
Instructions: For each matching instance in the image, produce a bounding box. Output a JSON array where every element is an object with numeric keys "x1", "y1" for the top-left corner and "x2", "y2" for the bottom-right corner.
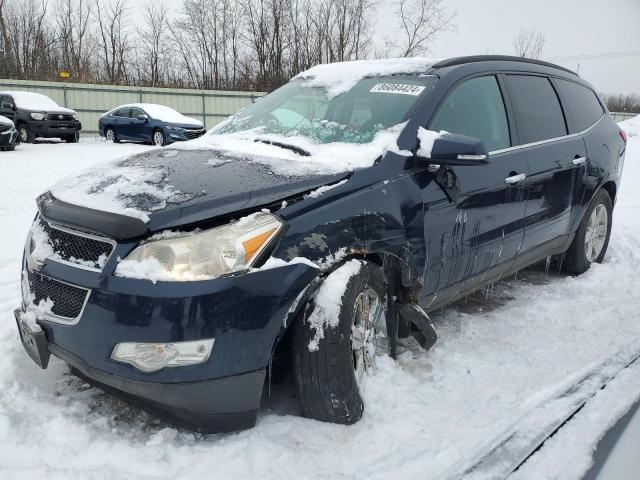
[
  {"x1": 507, "y1": 75, "x2": 567, "y2": 144},
  {"x1": 113, "y1": 108, "x2": 130, "y2": 117},
  {"x1": 554, "y1": 79, "x2": 604, "y2": 133},
  {"x1": 429, "y1": 75, "x2": 510, "y2": 152}
]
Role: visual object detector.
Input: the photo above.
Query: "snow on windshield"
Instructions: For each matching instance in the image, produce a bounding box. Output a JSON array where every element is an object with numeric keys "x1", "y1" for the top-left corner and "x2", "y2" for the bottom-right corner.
[
  {"x1": 293, "y1": 57, "x2": 440, "y2": 99},
  {"x1": 50, "y1": 154, "x2": 197, "y2": 223},
  {"x1": 120, "y1": 103, "x2": 203, "y2": 127},
  {"x1": 2, "y1": 91, "x2": 60, "y2": 110},
  {"x1": 178, "y1": 122, "x2": 407, "y2": 176}
]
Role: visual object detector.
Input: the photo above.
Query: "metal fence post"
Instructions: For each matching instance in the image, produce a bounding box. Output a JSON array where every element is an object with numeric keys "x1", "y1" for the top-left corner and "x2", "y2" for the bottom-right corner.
[
  {"x1": 202, "y1": 92, "x2": 206, "y2": 128},
  {"x1": 63, "y1": 85, "x2": 68, "y2": 107}
]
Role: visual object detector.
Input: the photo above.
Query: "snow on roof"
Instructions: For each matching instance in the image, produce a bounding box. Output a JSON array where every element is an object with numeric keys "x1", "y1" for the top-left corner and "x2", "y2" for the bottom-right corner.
[
  {"x1": 0, "y1": 91, "x2": 61, "y2": 111},
  {"x1": 293, "y1": 57, "x2": 440, "y2": 98},
  {"x1": 108, "y1": 103, "x2": 203, "y2": 127}
]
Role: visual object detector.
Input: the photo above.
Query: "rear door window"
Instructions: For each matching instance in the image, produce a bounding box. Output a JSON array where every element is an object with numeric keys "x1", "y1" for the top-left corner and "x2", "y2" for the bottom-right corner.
[
  {"x1": 130, "y1": 108, "x2": 146, "y2": 118},
  {"x1": 506, "y1": 75, "x2": 567, "y2": 144},
  {"x1": 429, "y1": 75, "x2": 510, "y2": 152},
  {"x1": 112, "y1": 108, "x2": 130, "y2": 117},
  {"x1": 554, "y1": 79, "x2": 604, "y2": 133}
]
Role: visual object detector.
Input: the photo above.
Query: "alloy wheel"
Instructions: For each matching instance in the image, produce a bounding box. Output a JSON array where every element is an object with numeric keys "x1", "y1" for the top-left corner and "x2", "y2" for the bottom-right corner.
[
  {"x1": 19, "y1": 126, "x2": 28, "y2": 142},
  {"x1": 584, "y1": 204, "x2": 608, "y2": 262},
  {"x1": 351, "y1": 286, "x2": 387, "y2": 381},
  {"x1": 106, "y1": 129, "x2": 114, "y2": 142},
  {"x1": 153, "y1": 131, "x2": 164, "y2": 146}
]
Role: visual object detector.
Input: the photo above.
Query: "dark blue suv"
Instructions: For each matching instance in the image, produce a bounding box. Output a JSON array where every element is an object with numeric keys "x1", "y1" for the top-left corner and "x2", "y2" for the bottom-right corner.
[
  {"x1": 15, "y1": 56, "x2": 627, "y2": 432},
  {"x1": 99, "y1": 103, "x2": 206, "y2": 146}
]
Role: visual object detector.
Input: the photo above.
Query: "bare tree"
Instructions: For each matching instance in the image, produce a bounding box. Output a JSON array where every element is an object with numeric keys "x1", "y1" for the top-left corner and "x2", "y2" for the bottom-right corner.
[
  {"x1": 55, "y1": 0, "x2": 95, "y2": 82},
  {"x1": 513, "y1": 26, "x2": 545, "y2": 59},
  {"x1": 137, "y1": 0, "x2": 170, "y2": 86},
  {"x1": 93, "y1": 0, "x2": 132, "y2": 84},
  {"x1": 390, "y1": 0, "x2": 455, "y2": 57}
]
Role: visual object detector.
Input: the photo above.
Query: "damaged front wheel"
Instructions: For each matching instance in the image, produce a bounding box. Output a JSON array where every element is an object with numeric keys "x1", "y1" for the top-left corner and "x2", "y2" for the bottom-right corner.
[{"x1": 293, "y1": 260, "x2": 390, "y2": 425}]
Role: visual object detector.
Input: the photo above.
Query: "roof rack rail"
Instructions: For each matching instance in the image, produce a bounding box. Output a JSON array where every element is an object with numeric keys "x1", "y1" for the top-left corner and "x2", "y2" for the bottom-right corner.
[{"x1": 433, "y1": 55, "x2": 577, "y2": 75}]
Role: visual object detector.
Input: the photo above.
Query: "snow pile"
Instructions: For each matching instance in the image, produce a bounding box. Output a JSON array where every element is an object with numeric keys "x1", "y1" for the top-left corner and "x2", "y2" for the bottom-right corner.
[
  {"x1": 293, "y1": 57, "x2": 440, "y2": 98},
  {"x1": 0, "y1": 91, "x2": 74, "y2": 113},
  {"x1": 417, "y1": 127, "x2": 447, "y2": 157},
  {"x1": 184, "y1": 123, "x2": 407, "y2": 176},
  {"x1": 104, "y1": 104, "x2": 203, "y2": 127},
  {"x1": 619, "y1": 114, "x2": 639, "y2": 137},
  {"x1": 51, "y1": 158, "x2": 194, "y2": 223},
  {"x1": 306, "y1": 259, "x2": 362, "y2": 351}
]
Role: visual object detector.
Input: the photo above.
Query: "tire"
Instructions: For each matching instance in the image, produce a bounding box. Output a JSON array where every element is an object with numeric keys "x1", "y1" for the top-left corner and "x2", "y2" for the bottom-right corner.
[
  {"x1": 564, "y1": 189, "x2": 613, "y2": 275},
  {"x1": 18, "y1": 124, "x2": 34, "y2": 143},
  {"x1": 293, "y1": 260, "x2": 389, "y2": 425},
  {"x1": 152, "y1": 129, "x2": 166, "y2": 146},
  {"x1": 65, "y1": 131, "x2": 79, "y2": 143},
  {"x1": 105, "y1": 127, "x2": 119, "y2": 143}
]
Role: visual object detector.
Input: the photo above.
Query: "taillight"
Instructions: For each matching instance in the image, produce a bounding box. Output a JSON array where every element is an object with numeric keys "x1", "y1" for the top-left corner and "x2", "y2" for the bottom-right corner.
[{"x1": 619, "y1": 129, "x2": 628, "y2": 145}]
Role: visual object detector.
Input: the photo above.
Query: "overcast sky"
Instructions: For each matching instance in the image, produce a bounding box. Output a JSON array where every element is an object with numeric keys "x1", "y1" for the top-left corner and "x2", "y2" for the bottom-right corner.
[{"x1": 133, "y1": 0, "x2": 639, "y2": 95}]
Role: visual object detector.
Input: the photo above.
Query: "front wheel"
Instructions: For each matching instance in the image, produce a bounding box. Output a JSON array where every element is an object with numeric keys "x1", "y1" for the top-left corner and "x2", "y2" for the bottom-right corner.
[
  {"x1": 152, "y1": 129, "x2": 166, "y2": 146},
  {"x1": 564, "y1": 189, "x2": 613, "y2": 274},
  {"x1": 105, "y1": 127, "x2": 119, "y2": 143},
  {"x1": 293, "y1": 260, "x2": 390, "y2": 425},
  {"x1": 65, "y1": 131, "x2": 79, "y2": 143},
  {"x1": 18, "y1": 124, "x2": 34, "y2": 143}
]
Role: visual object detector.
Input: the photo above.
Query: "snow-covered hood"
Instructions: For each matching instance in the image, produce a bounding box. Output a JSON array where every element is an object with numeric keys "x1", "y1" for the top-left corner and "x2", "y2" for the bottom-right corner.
[
  {"x1": 49, "y1": 147, "x2": 349, "y2": 232},
  {"x1": 38, "y1": 106, "x2": 77, "y2": 115},
  {"x1": 0, "y1": 115, "x2": 13, "y2": 128}
]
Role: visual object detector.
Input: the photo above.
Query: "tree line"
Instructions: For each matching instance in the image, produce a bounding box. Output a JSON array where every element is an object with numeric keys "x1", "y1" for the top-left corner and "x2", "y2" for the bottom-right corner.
[
  {"x1": 0, "y1": 0, "x2": 454, "y2": 92},
  {"x1": 601, "y1": 93, "x2": 640, "y2": 114}
]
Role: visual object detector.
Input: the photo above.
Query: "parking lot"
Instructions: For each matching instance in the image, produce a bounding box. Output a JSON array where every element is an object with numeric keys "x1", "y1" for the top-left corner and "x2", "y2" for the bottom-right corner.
[{"x1": 0, "y1": 125, "x2": 638, "y2": 479}]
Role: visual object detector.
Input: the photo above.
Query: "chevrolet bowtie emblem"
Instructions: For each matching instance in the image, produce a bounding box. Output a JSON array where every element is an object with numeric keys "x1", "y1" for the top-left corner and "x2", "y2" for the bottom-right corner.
[
  {"x1": 58, "y1": 115, "x2": 63, "y2": 120},
  {"x1": 26, "y1": 256, "x2": 44, "y2": 273}
]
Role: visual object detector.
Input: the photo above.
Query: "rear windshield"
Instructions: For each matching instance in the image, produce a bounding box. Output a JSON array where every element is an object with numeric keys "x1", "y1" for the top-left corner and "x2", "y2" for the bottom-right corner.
[{"x1": 214, "y1": 75, "x2": 438, "y2": 144}]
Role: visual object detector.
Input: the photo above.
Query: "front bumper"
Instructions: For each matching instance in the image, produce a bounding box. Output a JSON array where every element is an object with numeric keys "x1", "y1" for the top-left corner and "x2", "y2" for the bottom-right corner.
[
  {"x1": 27, "y1": 120, "x2": 81, "y2": 138},
  {"x1": 0, "y1": 127, "x2": 17, "y2": 146},
  {"x1": 166, "y1": 128, "x2": 206, "y2": 143},
  {"x1": 18, "y1": 239, "x2": 318, "y2": 431}
]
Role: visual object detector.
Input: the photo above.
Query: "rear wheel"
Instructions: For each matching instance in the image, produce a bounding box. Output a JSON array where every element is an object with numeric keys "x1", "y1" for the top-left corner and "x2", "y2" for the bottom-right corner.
[
  {"x1": 293, "y1": 260, "x2": 389, "y2": 424},
  {"x1": 18, "y1": 124, "x2": 34, "y2": 143},
  {"x1": 564, "y1": 189, "x2": 613, "y2": 274},
  {"x1": 152, "y1": 129, "x2": 166, "y2": 146}
]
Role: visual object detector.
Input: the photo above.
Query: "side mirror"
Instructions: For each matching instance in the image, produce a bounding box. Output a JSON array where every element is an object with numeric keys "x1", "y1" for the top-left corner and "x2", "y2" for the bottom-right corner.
[
  {"x1": 138, "y1": 114, "x2": 149, "y2": 122},
  {"x1": 415, "y1": 129, "x2": 490, "y2": 166}
]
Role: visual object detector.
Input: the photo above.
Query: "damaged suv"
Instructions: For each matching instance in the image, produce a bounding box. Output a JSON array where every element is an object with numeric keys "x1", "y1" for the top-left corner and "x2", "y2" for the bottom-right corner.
[{"x1": 15, "y1": 56, "x2": 626, "y2": 432}]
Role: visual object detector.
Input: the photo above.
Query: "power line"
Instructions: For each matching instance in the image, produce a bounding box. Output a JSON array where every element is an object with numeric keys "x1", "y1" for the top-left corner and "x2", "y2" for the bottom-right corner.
[{"x1": 546, "y1": 50, "x2": 640, "y2": 62}]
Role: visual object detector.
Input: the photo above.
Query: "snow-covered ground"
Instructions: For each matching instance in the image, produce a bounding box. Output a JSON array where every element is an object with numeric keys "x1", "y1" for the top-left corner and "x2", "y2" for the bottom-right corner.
[{"x1": 0, "y1": 126, "x2": 639, "y2": 479}]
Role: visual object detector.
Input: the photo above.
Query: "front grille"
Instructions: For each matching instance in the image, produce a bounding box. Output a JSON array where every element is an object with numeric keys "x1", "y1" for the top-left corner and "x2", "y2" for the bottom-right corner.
[
  {"x1": 26, "y1": 269, "x2": 89, "y2": 320},
  {"x1": 184, "y1": 128, "x2": 206, "y2": 139},
  {"x1": 38, "y1": 220, "x2": 114, "y2": 270},
  {"x1": 47, "y1": 113, "x2": 74, "y2": 121}
]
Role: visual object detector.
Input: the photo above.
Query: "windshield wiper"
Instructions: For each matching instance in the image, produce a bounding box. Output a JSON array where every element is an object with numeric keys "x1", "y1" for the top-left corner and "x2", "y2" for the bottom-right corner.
[{"x1": 254, "y1": 138, "x2": 311, "y2": 157}]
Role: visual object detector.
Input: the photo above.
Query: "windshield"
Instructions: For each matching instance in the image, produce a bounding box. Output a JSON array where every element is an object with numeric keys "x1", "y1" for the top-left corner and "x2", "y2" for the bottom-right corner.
[{"x1": 213, "y1": 75, "x2": 437, "y2": 144}]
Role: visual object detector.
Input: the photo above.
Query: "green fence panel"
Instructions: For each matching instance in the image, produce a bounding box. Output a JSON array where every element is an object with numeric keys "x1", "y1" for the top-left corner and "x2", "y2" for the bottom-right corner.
[{"x1": 0, "y1": 78, "x2": 263, "y2": 134}]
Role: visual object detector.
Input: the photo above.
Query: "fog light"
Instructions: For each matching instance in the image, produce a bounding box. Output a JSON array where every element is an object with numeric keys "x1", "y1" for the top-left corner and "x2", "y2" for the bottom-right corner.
[{"x1": 111, "y1": 339, "x2": 214, "y2": 372}]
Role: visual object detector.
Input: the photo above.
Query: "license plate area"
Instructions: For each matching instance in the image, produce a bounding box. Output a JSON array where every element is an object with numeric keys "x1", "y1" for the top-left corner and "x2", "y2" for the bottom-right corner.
[{"x1": 14, "y1": 309, "x2": 50, "y2": 369}]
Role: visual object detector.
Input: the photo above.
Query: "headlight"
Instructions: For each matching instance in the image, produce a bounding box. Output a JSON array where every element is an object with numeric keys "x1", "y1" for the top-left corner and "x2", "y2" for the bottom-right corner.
[
  {"x1": 117, "y1": 212, "x2": 283, "y2": 281},
  {"x1": 167, "y1": 126, "x2": 184, "y2": 132},
  {"x1": 72, "y1": 113, "x2": 79, "y2": 121},
  {"x1": 111, "y1": 339, "x2": 214, "y2": 372},
  {"x1": 30, "y1": 112, "x2": 46, "y2": 120}
]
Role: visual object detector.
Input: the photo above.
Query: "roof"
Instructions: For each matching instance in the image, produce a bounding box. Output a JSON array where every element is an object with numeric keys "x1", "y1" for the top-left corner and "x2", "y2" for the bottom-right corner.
[{"x1": 433, "y1": 55, "x2": 577, "y2": 75}]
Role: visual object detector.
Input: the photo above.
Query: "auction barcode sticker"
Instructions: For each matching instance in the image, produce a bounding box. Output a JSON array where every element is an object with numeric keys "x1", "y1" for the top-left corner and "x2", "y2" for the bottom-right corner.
[{"x1": 370, "y1": 83, "x2": 425, "y2": 96}]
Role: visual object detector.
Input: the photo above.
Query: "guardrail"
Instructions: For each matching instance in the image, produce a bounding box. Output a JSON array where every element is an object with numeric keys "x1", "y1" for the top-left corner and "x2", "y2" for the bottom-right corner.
[{"x1": 0, "y1": 78, "x2": 264, "y2": 135}]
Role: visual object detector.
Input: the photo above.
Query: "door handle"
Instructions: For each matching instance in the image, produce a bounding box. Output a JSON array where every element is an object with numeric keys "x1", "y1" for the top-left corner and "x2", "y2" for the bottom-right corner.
[
  {"x1": 505, "y1": 173, "x2": 527, "y2": 184},
  {"x1": 572, "y1": 156, "x2": 586, "y2": 165}
]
